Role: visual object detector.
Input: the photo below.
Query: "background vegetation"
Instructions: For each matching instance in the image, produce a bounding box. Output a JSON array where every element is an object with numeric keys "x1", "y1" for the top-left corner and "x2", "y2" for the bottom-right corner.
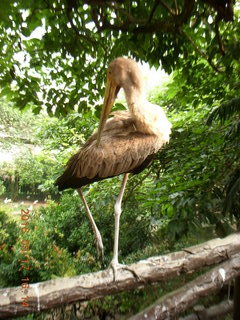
[{"x1": 0, "y1": 0, "x2": 239, "y2": 318}]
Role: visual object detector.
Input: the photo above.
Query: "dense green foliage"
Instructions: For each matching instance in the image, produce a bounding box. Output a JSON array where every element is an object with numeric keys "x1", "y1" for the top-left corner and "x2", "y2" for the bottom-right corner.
[
  {"x1": 0, "y1": 195, "x2": 216, "y2": 317},
  {"x1": 0, "y1": 210, "x2": 18, "y2": 287},
  {"x1": 0, "y1": 0, "x2": 238, "y2": 115},
  {"x1": 0, "y1": 100, "x2": 37, "y2": 146},
  {"x1": 0, "y1": 110, "x2": 55, "y2": 200},
  {"x1": 146, "y1": 70, "x2": 240, "y2": 239},
  {"x1": 0, "y1": 1, "x2": 240, "y2": 318}
]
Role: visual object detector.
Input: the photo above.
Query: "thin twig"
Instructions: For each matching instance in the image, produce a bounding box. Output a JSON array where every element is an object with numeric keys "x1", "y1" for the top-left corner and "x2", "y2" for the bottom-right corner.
[
  {"x1": 174, "y1": 0, "x2": 179, "y2": 15},
  {"x1": 123, "y1": 170, "x2": 152, "y2": 207},
  {"x1": 97, "y1": 0, "x2": 194, "y2": 34},
  {"x1": 159, "y1": 0, "x2": 175, "y2": 15},
  {"x1": 182, "y1": 30, "x2": 224, "y2": 73},
  {"x1": 65, "y1": 6, "x2": 97, "y2": 48},
  {"x1": 215, "y1": 17, "x2": 225, "y2": 56},
  {"x1": 148, "y1": 0, "x2": 160, "y2": 23}
]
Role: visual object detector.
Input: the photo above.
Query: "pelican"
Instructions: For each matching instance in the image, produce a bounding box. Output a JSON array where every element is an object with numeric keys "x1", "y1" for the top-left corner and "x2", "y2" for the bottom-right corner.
[{"x1": 55, "y1": 57, "x2": 171, "y2": 276}]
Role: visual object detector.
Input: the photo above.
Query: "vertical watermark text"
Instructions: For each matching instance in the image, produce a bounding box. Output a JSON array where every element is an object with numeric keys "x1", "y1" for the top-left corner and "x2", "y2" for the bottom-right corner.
[{"x1": 18, "y1": 208, "x2": 31, "y2": 308}]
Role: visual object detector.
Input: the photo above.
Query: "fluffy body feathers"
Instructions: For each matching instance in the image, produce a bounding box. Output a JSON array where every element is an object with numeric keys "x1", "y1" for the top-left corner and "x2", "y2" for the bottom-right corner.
[
  {"x1": 55, "y1": 57, "x2": 171, "y2": 191},
  {"x1": 56, "y1": 107, "x2": 171, "y2": 191}
]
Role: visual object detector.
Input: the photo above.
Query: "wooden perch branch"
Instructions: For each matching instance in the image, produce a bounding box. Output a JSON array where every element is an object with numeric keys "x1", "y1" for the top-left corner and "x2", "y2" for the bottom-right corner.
[
  {"x1": 179, "y1": 300, "x2": 233, "y2": 320},
  {"x1": 129, "y1": 254, "x2": 240, "y2": 320},
  {"x1": 0, "y1": 233, "x2": 240, "y2": 319}
]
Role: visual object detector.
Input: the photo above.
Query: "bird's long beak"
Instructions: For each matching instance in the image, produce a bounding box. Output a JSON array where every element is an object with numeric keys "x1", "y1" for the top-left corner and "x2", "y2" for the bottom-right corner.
[{"x1": 96, "y1": 75, "x2": 120, "y2": 146}]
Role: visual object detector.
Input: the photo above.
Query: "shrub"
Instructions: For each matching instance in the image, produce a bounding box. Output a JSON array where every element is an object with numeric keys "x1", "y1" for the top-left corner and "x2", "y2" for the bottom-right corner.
[{"x1": 0, "y1": 210, "x2": 19, "y2": 287}]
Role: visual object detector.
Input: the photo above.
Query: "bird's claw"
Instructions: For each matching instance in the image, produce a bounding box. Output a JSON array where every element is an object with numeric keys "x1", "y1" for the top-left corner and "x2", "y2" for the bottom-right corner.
[
  {"x1": 109, "y1": 260, "x2": 141, "y2": 282},
  {"x1": 122, "y1": 265, "x2": 142, "y2": 281},
  {"x1": 109, "y1": 260, "x2": 122, "y2": 281},
  {"x1": 95, "y1": 231, "x2": 104, "y2": 262}
]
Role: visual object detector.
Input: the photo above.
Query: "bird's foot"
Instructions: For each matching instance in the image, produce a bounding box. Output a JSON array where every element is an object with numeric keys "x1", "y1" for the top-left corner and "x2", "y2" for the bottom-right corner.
[
  {"x1": 95, "y1": 230, "x2": 104, "y2": 262},
  {"x1": 109, "y1": 259, "x2": 141, "y2": 282},
  {"x1": 109, "y1": 260, "x2": 124, "y2": 282}
]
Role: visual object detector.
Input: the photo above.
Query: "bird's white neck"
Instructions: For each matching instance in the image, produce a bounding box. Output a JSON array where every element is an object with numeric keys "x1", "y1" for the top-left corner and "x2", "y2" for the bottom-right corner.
[
  {"x1": 123, "y1": 85, "x2": 154, "y2": 134},
  {"x1": 123, "y1": 84, "x2": 172, "y2": 140},
  {"x1": 126, "y1": 88, "x2": 146, "y2": 109}
]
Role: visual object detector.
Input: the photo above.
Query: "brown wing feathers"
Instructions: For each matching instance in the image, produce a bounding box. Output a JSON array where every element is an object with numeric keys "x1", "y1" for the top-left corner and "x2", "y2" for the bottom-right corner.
[{"x1": 55, "y1": 114, "x2": 162, "y2": 191}]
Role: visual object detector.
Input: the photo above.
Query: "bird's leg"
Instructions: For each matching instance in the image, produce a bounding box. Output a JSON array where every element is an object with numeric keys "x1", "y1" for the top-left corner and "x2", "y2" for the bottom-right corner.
[
  {"x1": 109, "y1": 174, "x2": 142, "y2": 282},
  {"x1": 77, "y1": 188, "x2": 104, "y2": 261},
  {"x1": 110, "y1": 173, "x2": 129, "y2": 279}
]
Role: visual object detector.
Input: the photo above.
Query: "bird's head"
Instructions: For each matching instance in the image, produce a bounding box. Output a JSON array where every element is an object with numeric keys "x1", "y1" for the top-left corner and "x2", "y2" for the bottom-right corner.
[{"x1": 97, "y1": 57, "x2": 143, "y2": 146}]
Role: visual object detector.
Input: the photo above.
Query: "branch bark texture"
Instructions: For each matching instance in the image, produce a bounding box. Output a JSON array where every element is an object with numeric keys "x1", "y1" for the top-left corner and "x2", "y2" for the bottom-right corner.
[
  {"x1": 179, "y1": 300, "x2": 233, "y2": 320},
  {"x1": 0, "y1": 233, "x2": 240, "y2": 319},
  {"x1": 129, "y1": 254, "x2": 240, "y2": 320}
]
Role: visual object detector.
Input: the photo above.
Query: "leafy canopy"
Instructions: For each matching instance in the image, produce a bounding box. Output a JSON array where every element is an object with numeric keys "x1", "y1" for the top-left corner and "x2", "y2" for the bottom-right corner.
[{"x1": 0, "y1": 0, "x2": 238, "y2": 115}]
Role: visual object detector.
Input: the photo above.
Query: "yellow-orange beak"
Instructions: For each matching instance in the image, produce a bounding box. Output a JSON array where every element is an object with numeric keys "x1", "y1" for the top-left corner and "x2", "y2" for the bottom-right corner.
[{"x1": 96, "y1": 75, "x2": 120, "y2": 146}]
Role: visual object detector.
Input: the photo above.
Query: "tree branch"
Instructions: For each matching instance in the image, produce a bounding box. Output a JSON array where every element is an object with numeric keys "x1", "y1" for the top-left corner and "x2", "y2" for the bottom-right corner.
[
  {"x1": 123, "y1": 169, "x2": 152, "y2": 206},
  {"x1": 177, "y1": 0, "x2": 195, "y2": 25},
  {"x1": 129, "y1": 255, "x2": 240, "y2": 320},
  {"x1": 179, "y1": 300, "x2": 233, "y2": 320},
  {"x1": 0, "y1": 233, "x2": 240, "y2": 319},
  {"x1": 96, "y1": 0, "x2": 195, "y2": 34},
  {"x1": 202, "y1": 0, "x2": 234, "y2": 22},
  {"x1": 148, "y1": 1, "x2": 161, "y2": 23},
  {"x1": 159, "y1": 0, "x2": 176, "y2": 15},
  {"x1": 174, "y1": 0, "x2": 179, "y2": 15},
  {"x1": 181, "y1": 30, "x2": 224, "y2": 73},
  {"x1": 65, "y1": 3, "x2": 97, "y2": 48},
  {"x1": 215, "y1": 17, "x2": 225, "y2": 56}
]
